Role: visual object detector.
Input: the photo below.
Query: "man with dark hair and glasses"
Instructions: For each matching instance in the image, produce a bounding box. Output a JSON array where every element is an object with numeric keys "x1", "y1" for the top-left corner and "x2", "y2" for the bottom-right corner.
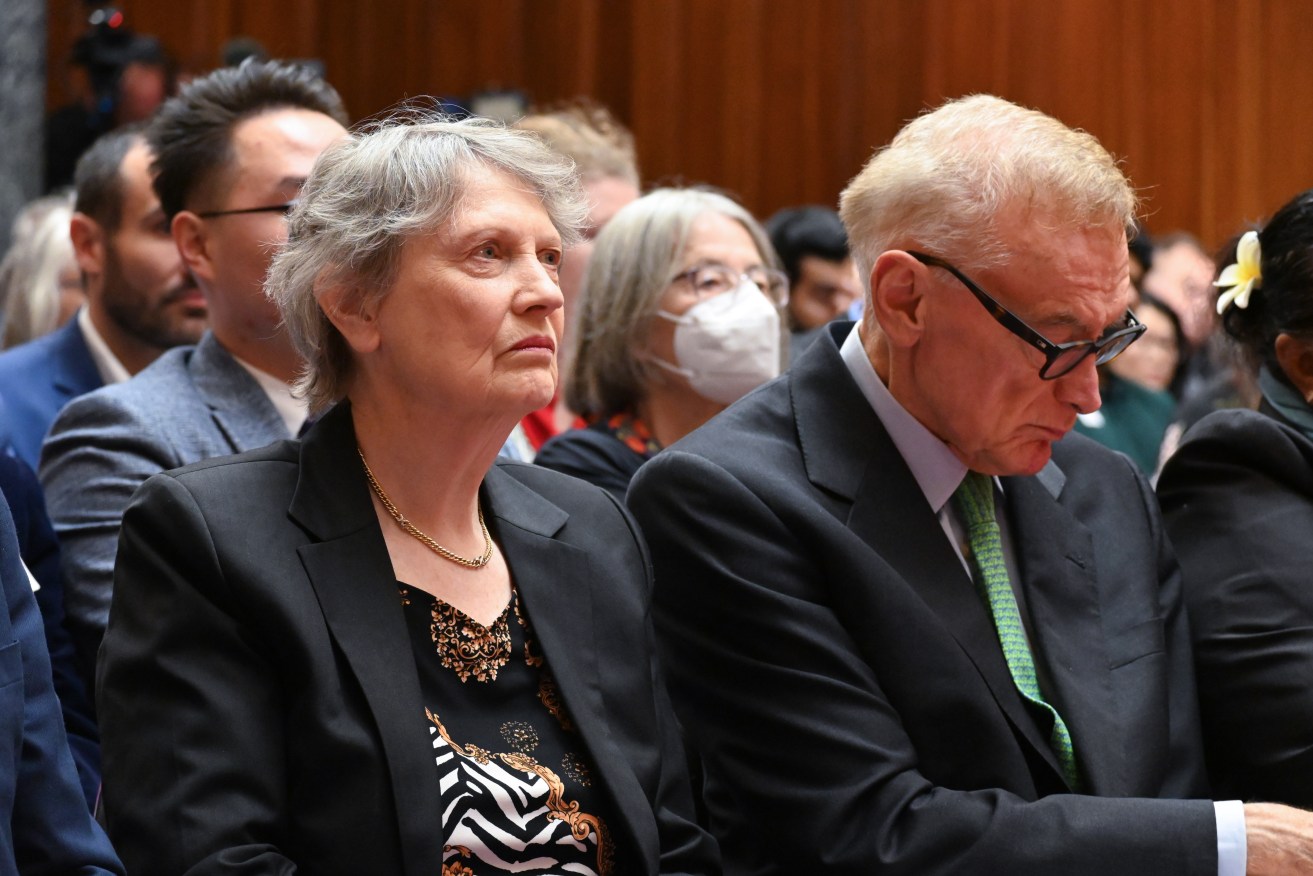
[
  {"x1": 41, "y1": 60, "x2": 348, "y2": 664},
  {"x1": 629, "y1": 94, "x2": 1313, "y2": 875}
]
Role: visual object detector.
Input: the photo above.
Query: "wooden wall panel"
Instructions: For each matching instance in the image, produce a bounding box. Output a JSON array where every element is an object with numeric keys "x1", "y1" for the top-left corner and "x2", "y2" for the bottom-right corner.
[{"x1": 43, "y1": 0, "x2": 1313, "y2": 252}]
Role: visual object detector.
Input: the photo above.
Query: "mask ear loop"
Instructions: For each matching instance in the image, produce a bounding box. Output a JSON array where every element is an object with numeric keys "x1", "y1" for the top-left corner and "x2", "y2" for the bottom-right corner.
[{"x1": 643, "y1": 352, "x2": 695, "y2": 380}]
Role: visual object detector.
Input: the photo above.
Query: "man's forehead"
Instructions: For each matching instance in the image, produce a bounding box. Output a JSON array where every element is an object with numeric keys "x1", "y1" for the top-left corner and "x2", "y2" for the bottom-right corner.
[{"x1": 119, "y1": 141, "x2": 161, "y2": 206}]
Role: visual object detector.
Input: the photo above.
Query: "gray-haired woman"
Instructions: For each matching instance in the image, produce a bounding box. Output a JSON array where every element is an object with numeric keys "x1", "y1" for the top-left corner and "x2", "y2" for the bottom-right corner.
[
  {"x1": 535, "y1": 188, "x2": 788, "y2": 500},
  {"x1": 96, "y1": 115, "x2": 718, "y2": 876}
]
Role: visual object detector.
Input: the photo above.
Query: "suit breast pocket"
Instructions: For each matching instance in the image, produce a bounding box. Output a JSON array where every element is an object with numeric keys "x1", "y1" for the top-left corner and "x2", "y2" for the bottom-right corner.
[{"x1": 1107, "y1": 618, "x2": 1166, "y2": 669}]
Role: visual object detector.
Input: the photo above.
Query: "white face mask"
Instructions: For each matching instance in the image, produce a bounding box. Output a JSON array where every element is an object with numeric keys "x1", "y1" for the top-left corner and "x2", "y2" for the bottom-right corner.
[{"x1": 651, "y1": 279, "x2": 781, "y2": 405}]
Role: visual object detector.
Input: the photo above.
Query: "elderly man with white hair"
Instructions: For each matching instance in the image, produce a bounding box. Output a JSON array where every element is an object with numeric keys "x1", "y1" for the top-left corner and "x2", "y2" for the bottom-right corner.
[{"x1": 628, "y1": 95, "x2": 1313, "y2": 875}]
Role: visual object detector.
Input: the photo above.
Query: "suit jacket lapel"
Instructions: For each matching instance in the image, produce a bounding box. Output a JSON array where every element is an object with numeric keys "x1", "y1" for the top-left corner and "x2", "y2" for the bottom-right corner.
[
  {"x1": 791, "y1": 325, "x2": 1066, "y2": 784},
  {"x1": 49, "y1": 318, "x2": 102, "y2": 399},
  {"x1": 1004, "y1": 468, "x2": 1120, "y2": 793},
  {"x1": 191, "y1": 333, "x2": 290, "y2": 451},
  {"x1": 288, "y1": 404, "x2": 444, "y2": 876},
  {"x1": 482, "y1": 466, "x2": 660, "y2": 868}
]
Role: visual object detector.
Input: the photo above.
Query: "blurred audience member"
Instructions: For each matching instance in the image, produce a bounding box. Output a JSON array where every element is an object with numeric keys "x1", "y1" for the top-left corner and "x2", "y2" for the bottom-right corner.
[
  {"x1": 1128, "y1": 222, "x2": 1153, "y2": 289},
  {"x1": 1110, "y1": 293, "x2": 1186, "y2": 395},
  {"x1": 41, "y1": 60, "x2": 347, "y2": 671},
  {"x1": 0, "y1": 126, "x2": 203, "y2": 471},
  {"x1": 221, "y1": 36, "x2": 269, "y2": 67},
  {"x1": 513, "y1": 103, "x2": 641, "y2": 451},
  {"x1": 0, "y1": 193, "x2": 81, "y2": 349},
  {"x1": 1074, "y1": 293, "x2": 1185, "y2": 474},
  {"x1": 1159, "y1": 189, "x2": 1313, "y2": 808},
  {"x1": 765, "y1": 205, "x2": 861, "y2": 359},
  {"x1": 1142, "y1": 232, "x2": 1215, "y2": 349},
  {"x1": 535, "y1": 188, "x2": 787, "y2": 500},
  {"x1": 45, "y1": 18, "x2": 174, "y2": 192},
  {"x1": 1160, "y1": 233, "x2": 1262, "y2": 462},
  {"x1": 0, "y1": 499, "x2": 122, "y2": 874}
]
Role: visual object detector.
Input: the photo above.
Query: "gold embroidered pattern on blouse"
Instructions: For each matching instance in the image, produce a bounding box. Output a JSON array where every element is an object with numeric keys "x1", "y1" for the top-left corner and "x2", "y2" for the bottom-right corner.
[
  {"x1": 501, "y1": 721, "x2": 539, "y2": 753},
  {"x1": 561, "y1": 751, "x2": 592, "y2": 788},
  {"x1": 441, "y1": 846, "x2": 475, "y2": 876},
  {"x1": 429, "y1": 597, "x2": 512, "y2": 683}
]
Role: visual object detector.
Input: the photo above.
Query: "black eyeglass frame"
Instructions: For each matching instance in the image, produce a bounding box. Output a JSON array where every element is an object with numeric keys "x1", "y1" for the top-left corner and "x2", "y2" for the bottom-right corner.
[
  {"x1": 195, "y1": 201, "x2": 298, "y2": 219},
  {"x1": 906, "y1": 250, "x2": 1146, "y2": 380}
]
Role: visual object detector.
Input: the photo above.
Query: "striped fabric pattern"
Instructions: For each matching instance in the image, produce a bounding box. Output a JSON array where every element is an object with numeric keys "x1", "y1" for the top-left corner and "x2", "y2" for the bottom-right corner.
[{"x1": 954, "y1": 471, "x2": 1081, "y2": 790}]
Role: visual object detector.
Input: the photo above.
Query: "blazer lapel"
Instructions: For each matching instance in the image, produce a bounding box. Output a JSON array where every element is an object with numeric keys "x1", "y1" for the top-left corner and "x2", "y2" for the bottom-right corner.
[
  {"x1": 190, "y1": 333, "x2": 291, "y2": 451},
  {"x1": 482, "y1": 466, "x2": 660, "y2": 869},
  {"x1": 49, "y1": 318, "x2": 102, "y2": 399},
  {"x1": 1004, "y1": 468, "x2": 1120, "y2": 793},
  {"x1": 288, "y1": 404, "x2": 444, "y2": 876},
  {"x1": 791, "y1": 325, "x2": 1066, "y2": 784}
]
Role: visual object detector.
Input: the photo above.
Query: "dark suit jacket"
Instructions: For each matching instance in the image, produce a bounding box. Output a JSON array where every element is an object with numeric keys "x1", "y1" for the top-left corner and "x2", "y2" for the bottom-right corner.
[
  {"x1": 0, "y1": 317, "x2": 101, "y2": 470},
  {"x1": 0, "y1": 490, "x2": 121, "y2": 874},
  {"x1": 96, "y1": 402, "x2": 716, "y2": 876},
  {"x1": 627, "y1": 323, "x2": 1215, "y2": 876},
  {"x1": 1158, "y1": 403, "x2": 1313, "y2": 807}
]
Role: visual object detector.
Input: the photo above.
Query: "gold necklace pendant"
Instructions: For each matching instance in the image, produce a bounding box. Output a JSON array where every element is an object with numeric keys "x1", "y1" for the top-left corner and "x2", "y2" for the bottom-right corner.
[{"x1": 357, "y1": 447, "x2": 494, "y2": 569}]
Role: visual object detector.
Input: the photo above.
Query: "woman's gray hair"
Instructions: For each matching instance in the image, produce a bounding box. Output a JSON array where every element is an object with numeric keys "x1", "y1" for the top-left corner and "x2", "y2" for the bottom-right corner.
[
  {"x1": 565, "y1": 187, "x2": 781, "y2": 418},
  {"x1": 266, "y1": 112, "x2": 589, "y2": 411},
  {"x1": 839, "y1": 94, "x2": 1139, "y2": 296},
  {"x1": 0, "y1": 192, "x2": 76, "y2": 349}
]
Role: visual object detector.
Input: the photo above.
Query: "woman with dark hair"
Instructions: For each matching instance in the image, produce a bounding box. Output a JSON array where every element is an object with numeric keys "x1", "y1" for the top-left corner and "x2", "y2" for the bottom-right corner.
[
  {"x1": 1073, "y1": 290, "x2": 1184, "y2": 474},
  {"x1": 1157, "y1": 188, "x2": 1313, "y2": 808}
]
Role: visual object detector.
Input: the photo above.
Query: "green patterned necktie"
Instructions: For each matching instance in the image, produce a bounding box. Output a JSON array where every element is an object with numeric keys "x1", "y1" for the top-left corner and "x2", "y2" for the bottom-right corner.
[{"x1": 953, "y1": 471, "x2": 1081, "y2": 790}]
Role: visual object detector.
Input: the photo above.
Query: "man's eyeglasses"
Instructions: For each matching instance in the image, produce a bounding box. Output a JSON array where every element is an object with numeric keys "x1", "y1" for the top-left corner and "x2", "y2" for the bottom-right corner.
[
  {"x1": 672, "y1": 263, "x2": 790, "y2": 304},
  {"x1": 196, "y1": 201, "x2": 298, "y2": 219},
  {"x1": 907, "y1": 251, "x2": 1145, "y2": 380}
]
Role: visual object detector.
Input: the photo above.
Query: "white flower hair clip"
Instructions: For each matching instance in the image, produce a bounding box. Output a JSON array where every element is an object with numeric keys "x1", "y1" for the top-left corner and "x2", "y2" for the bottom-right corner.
[{"x1": 1215, "y1": 229, "x2": 1262, "y2": 314}]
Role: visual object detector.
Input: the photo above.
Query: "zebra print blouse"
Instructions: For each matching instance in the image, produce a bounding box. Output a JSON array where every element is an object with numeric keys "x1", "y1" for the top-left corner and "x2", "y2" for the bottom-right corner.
[{"x1": 398, "y1": 584, "x2": 618, "y2": 876}]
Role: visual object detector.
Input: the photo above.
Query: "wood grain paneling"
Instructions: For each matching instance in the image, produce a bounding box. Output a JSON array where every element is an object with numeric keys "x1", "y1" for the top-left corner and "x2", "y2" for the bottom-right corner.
[{"x1": 45, "y1": 0, "x2": 1313, "y2": 250}]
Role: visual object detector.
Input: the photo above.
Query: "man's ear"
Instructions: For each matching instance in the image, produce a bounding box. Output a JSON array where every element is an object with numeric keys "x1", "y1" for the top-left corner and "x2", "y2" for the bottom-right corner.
[
  {"x1": 319, "y1": 281, "x2": 382, "y2": 355},
  {"x1": 1275, "y1": 332, "x2": 1313, "y2": 404},
  {"x1": 171, "y1": 211, "x2": 215, "y2": 284},
  {"x1": 868, "y1": 250, "x2": 928, "y2": 350},
  {"x1": 69, "y1": 213, "x2": 104, "y2": 278}
]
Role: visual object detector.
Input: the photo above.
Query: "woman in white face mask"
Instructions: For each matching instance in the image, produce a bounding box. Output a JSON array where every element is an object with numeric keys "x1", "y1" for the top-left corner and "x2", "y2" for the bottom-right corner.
[{"x1": 536, "y1": 188, "x2": 788, "y2": 500}]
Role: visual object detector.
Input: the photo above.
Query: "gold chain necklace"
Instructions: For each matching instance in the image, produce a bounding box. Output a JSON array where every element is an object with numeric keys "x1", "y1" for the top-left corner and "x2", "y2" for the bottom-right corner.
[{"x1": 357, "y1": 447, "x2": 493, "y2": 569}]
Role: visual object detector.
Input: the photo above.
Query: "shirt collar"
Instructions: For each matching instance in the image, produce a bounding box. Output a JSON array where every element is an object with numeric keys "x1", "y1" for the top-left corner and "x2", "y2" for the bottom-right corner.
[
  {"x1": 230, "y1": 354, "x2": 308, "y2": 437},
  {"x1": 77, "y1": 307, "x2": 132, "y2": 386},
  {"x1": 838, "y1": 322, "x2": 967, "y2": 513}
]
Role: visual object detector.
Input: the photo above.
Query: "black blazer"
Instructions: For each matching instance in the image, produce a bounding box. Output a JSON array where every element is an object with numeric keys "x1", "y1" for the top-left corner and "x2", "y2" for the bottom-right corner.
[
  {"x1": 628, "y1": 323, "x2": 1215, "y2": 875},
  {"x1": 1158, "y1": 403, "x2": 1313, "y2": 807},
  {"x1": 96, "y1": 402, "x2": 716, "y2": 876}
]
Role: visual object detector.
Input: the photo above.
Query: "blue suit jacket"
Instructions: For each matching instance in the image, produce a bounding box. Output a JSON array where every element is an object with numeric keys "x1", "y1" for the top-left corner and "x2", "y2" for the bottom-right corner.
[
  {"x1": 0, "y1": 488, "x2": 121, "y2": 874},
  {"x1": 40, "y1": 331, "x2": 291, "y2": 662},
  {"x1": 0, "y1": 455, "x2": 100, "y2": 810},
  {"x1": 0, "y1": 318, "x2": 101, "y2": 471}
]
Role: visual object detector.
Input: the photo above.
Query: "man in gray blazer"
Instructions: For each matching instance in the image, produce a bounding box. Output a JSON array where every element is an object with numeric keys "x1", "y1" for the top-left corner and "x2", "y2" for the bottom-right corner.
[
  {"x1": 40, "y1": 60, "x2": 349, "y2": 666},
  {"x1": 628, "y1": 95, "x2": 1313, "y2": 874}
]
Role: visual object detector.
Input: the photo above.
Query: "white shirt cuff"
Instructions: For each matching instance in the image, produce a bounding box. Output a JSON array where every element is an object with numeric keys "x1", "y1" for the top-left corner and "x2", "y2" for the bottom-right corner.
[{"x1": 1215, "y1": 799, "x2": 1246, "y2": 876}]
